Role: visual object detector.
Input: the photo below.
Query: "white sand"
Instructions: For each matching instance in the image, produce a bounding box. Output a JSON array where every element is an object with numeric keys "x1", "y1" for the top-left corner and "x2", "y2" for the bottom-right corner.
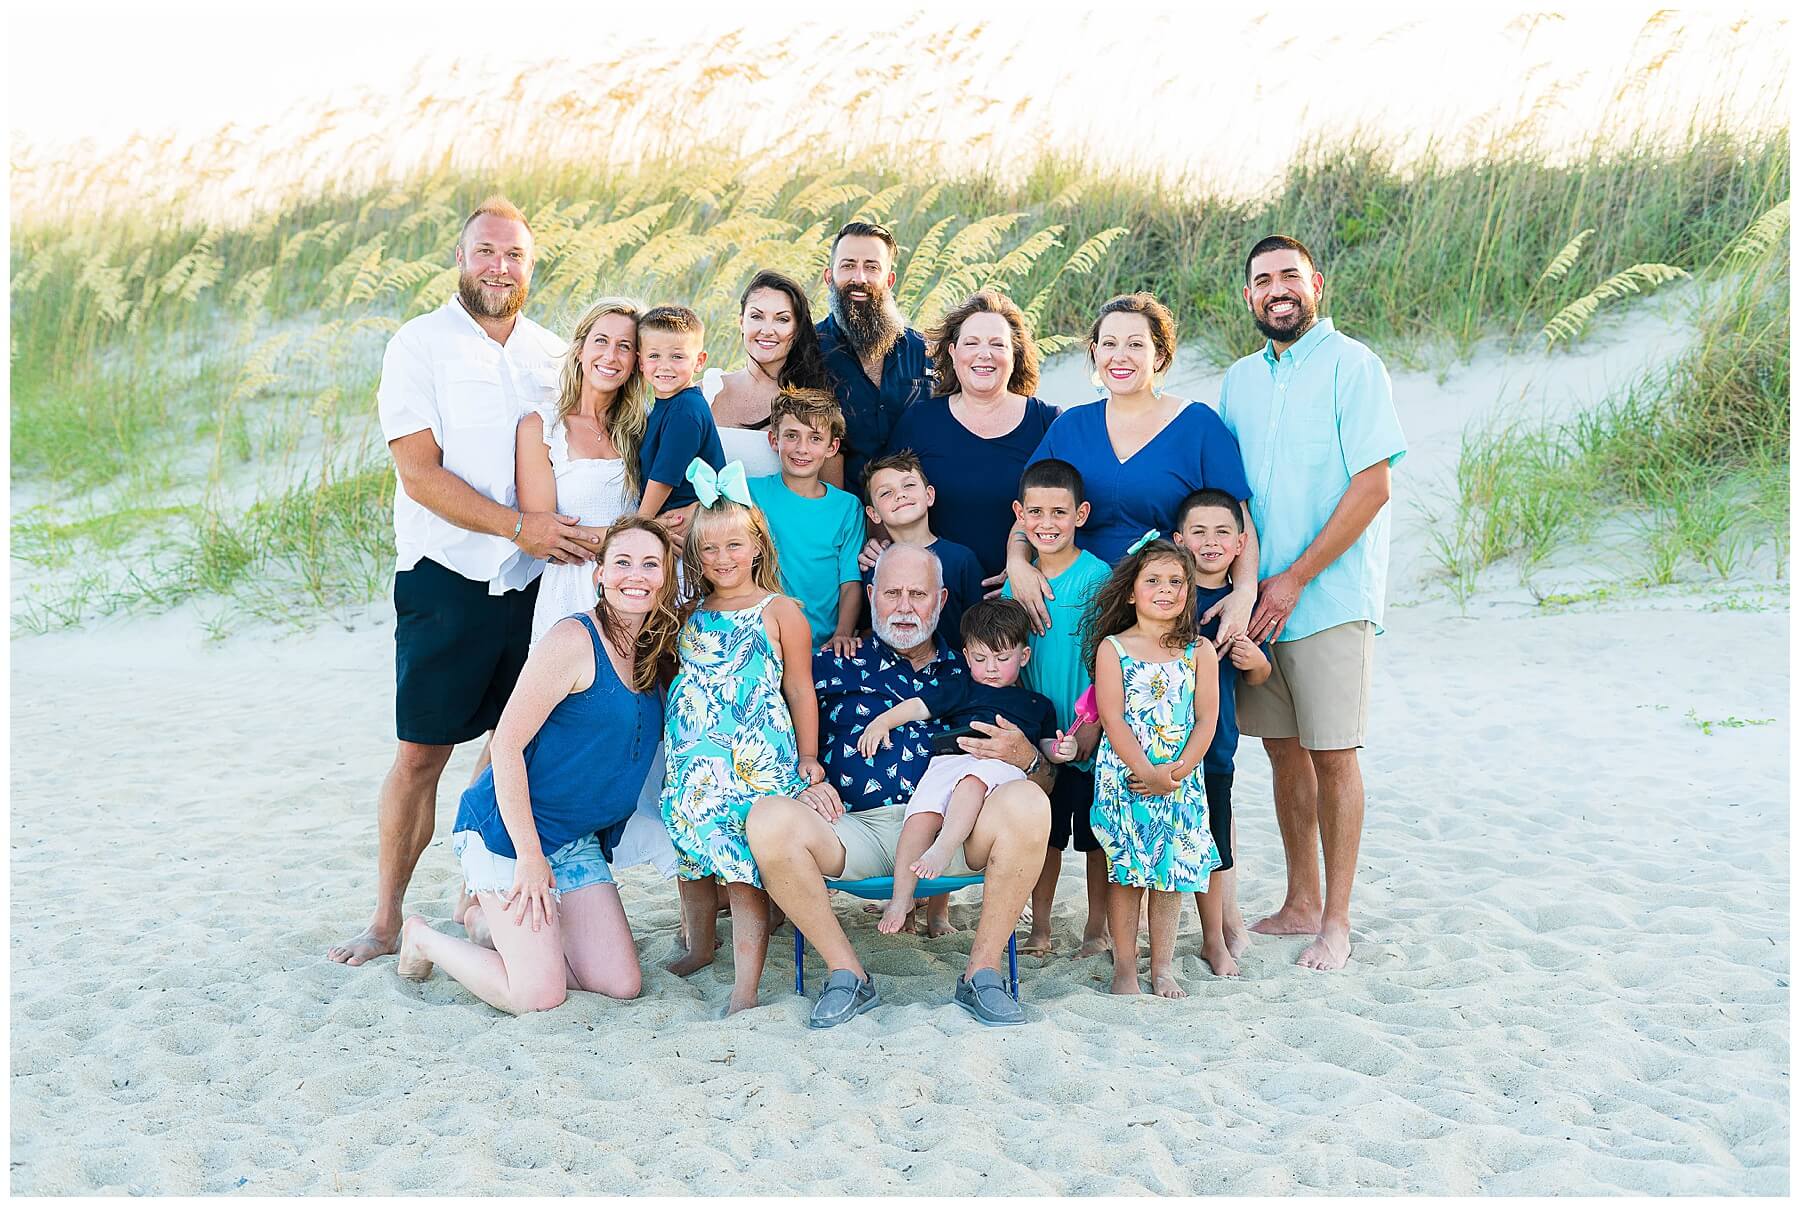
[{"x1": 10, "y1": 308, "x2": 1788, "y2": 1193}]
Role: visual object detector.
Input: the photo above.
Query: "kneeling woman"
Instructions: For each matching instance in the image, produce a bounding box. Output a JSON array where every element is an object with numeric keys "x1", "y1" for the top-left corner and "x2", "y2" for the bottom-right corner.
[{"x1": 397, "y1": 517, "x2": 682, "y2": 1012}]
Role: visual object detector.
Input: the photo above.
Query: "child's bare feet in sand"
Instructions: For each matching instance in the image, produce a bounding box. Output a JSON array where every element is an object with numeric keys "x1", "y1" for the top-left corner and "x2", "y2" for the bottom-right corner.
[
  {"x1": 1224, "y1": 921, "x2": 1251, "y2": 959},
  {"x1": 1077, "y1": 924, "x2": 1112, "y2": 958},
  {"x1": 1109, "y1": 959, "x2": 1141, "y2": 994},
  {"x1": 1201, "y1": 937, "x2": 1240, "y2": 977},
  {"x1": 1151, "y1": 965, "x2": 1186, "y2": 998},
  {"x1": 665, "y1": 944, "x2": 716, "y2": 976},
  {"x1": 1020, "y1": 928, "x2": 1054, "y2": 956},
  {"x1": 395, "y1": 916, "x2": 435, "y2": 981},
  {"x1": 924, "y1": 912, "x2": 958, "y2": 938},
  {"x1": 723, "y1": 989, "x2": 760, "y2": 1016},
  {"x1": 878, "y1": 894, "x2": 917, "y2": 935}
]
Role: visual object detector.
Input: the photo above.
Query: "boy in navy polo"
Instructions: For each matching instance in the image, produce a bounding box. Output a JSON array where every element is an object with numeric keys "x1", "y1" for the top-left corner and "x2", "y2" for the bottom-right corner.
[
  {"x1": 636, "y1": 305, "x2": 725, "y2": 539},
  {"x1": 1174, "y1": 488, "x2": 1272, "y2": 978}
]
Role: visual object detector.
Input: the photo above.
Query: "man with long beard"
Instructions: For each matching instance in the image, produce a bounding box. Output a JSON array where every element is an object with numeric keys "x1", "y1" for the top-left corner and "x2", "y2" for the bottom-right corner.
[
  {"x1": 1216, "y1": 235, "x2": 1407, "y2": 972},
  {"x1": 329, "y1": 196, "x2": 606, "y2": 967},
  {"x1": 815, "y1": 221, "x2": 931, "y2": 490}
]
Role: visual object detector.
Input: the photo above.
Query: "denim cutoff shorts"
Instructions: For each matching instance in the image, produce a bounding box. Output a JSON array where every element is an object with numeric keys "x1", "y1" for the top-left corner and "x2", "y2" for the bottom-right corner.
[{"x1": 453, "y1": 830, "x2": 615, "y2": 901}]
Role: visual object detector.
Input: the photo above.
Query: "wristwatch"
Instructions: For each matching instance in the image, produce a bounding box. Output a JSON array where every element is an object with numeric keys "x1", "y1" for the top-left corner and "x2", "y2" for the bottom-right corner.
[{"x1": 1023, "y1": 751, "x2": 1043, "y2": 777}]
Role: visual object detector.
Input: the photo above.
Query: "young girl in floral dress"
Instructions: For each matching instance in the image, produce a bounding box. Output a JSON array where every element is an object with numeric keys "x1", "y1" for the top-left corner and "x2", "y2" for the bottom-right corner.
[
  {"x1": 658, "y1": 458, "x2": 823, "y2": 1015},
  {"x1": 1086, "y1": 533, "x2": 1221, "y2": 1000}
]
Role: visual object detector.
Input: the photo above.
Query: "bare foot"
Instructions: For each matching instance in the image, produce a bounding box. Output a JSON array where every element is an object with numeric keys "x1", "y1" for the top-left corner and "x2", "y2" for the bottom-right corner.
[
  {"x1": 327, "y1": 923, "x2": 398, "y2": 967},
  {"x1": 1200, "y1": 938, "x2": 1240, "y2": 978},
  {"x1": 861, "y1": 900, "x2": 888, "y2": 916},
  {"x1": 1109, "y1": 962, "x2": 1141, "y2": 994},
  {"x1": 723, "y1": 989, "x2": 760, "y2": 1016},
  {"x1": 394, "y1": 916, "x2": 435, "y2": 981},
  {"x1": 925, "y1": 912, "x2": 959, "y2": 938},
  {"x1": 1077, "y1": 934, "x2": 1113, "y2": 958},
  {"x1": 665, "y1": 945, "x2": 716, "y2": 976},
  {"x1": 1151, "y1": 967, "x2": 1187, "y2": 999},
  {"x1": 1250, "y1": 905, "x2": 1322, "y2": 936},
  {"x1": 910, "y1": 843, "x2": 953, "y2": 881},
  {"x1": 1224, "y1": 921, "x2": 1252, "y2": 958},
  {"x1": 1020, "y1": 930, "x2": 1054, "y2": 957},
  {"x1": 1297, "y1": 923, "x2": 1351, "y2": 971},
  {"x1": 452, "y1": 883, "x2": 472, "y2": 926},
  {"x1": 768, "y1": 904, "x2": 787, "y2": 931},
  {"x1": 878, "y1": 895, "x2": 917, "y2": 935},
  {"x1": 464, "y1": 904, "x2": 494, "y2": 950}
]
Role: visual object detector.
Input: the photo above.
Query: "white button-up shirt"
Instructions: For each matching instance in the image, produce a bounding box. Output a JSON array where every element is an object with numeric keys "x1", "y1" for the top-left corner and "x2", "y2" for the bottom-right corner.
[{"x1": 377, "y1": 298, "x2": 566, "y2": 594}]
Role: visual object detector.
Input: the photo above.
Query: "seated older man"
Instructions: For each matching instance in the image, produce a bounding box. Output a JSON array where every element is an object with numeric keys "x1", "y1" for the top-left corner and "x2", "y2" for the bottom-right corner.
[{"x1": 747, "y1": 543, "x2": 1051, "y2": 1027}]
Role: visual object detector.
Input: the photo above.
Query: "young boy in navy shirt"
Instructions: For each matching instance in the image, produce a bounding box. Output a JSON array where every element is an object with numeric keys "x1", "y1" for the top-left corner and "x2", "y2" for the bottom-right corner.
[
  {"x1": 1173, "y1": 487, "x2": 1271, "y2": 978},
  {"x1": 859, "y1": 451, "x2": 985, "y2": 642},
  {"x1": 635, "y1": 305, "x2": 725, "y2": 540}
]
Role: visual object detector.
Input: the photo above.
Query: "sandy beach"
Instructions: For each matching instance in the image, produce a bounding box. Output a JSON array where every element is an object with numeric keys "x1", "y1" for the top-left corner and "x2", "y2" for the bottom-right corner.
[{"x1": 9, "y1": 309, "x2": 1789, "y2": 1194}]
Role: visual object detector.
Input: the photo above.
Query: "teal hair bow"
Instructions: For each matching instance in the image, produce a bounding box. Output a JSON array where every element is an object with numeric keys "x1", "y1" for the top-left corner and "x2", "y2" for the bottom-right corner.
[
  {"x1": 686, "y1": 458, "x2": 751, "y2": 508},
  {"x1": 1127, "y1": 529, "x2": 1160, "y2": 555}
]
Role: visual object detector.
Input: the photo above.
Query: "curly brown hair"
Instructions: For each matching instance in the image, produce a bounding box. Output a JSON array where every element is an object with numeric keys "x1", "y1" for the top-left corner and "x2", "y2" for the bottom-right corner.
[
  {"x1": 1081, "y1": 539, "x2": 1203, "y2": 670},
  {"x1": 926, "y1": 288, "x2": 1041, "y2": 398},
  {"x1": 595, "y1": 515, "x2": 685, "y2": 691}
]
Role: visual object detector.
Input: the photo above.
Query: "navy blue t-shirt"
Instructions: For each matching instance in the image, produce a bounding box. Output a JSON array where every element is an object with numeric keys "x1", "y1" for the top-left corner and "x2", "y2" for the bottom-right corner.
[
  {"x1": 884, "y1": 395, "x2": 1060, "y2": 579},
  {"x1": 1027, "y1": 400, "x2": 1251, "y2": 566},
  {"x1": 918, "y1": 677, "x2": 1058, "y2": 746},
  {"x1": 639, "y1": 386, "x2": 725, "y2": 510},
  {"x1": 817, "y1": 315, "x2": 931, "y2": 489},
  {"x1": 1192, "y1": 582, "x2": 1269, "y2": 774},
  {"x1": 859, "y1": 536, "x2": 985, "y2": 649}
]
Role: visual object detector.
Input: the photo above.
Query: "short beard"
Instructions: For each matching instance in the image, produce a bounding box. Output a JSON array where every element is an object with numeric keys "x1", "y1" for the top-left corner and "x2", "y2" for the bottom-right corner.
[
  {"x1": 1252, "y1": 292, "x2": 1318, "y2": 344},
  {"x1": 458, "y1": 267, "x2": 528, "y2": 321},
  {"x1": 871, "y1": 599, "x2": 942, "y2": 653},
  {"x1": 829, "y1": 279, "x2": 904, "y2": 360}
]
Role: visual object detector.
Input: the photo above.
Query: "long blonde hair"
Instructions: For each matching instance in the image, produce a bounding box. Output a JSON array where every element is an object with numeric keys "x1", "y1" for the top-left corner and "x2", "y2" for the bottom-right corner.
[
  {"x1": 558, "y1": 297, "x2": 653, "y2": 501},
  {"x1": 680, "y1": 499, "x2": 785, "y2": 607}
]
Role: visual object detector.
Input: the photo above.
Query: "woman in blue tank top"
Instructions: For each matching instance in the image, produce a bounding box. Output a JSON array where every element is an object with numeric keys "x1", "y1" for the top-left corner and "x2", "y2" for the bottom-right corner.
[{"x1": 396, "y1": 517, "x2": 683, "y2": 1013}]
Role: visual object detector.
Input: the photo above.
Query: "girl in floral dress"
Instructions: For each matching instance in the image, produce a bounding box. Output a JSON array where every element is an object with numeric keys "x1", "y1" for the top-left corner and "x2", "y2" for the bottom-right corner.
[
  {"x1": 659, "y1": 458, "x2": 823, "y2": 1015},
  {"x1": 1085, "y1": 534, "x2": 1221, "y2": 1000}
]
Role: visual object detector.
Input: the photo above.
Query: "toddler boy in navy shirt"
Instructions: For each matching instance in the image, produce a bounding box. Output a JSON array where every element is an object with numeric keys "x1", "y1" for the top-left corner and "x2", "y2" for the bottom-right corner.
[
  {"x1": 1173, "y1": 488, "x2": 1271, "y2": 978},
  {"x1": 635, "y1": 305, "x2": 725, "y2": 538}
]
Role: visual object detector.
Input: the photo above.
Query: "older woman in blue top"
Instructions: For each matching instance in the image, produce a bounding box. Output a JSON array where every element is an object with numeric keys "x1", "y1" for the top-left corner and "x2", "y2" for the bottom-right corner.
[
  {"x1": 1007, "y1": 293, "x2": 1259, "y2": 645},
  {"x1": 879, "y1": 288, "x2": 1058, "y2": 579},
  {"x1": 395, "y1": 517, "x2": 683, "y2": 1013}
]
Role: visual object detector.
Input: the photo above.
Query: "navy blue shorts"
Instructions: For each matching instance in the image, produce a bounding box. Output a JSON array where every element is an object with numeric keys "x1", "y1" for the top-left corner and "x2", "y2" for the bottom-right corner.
[
  {"x1": 394, "y1": 558, "x2": 538, "y2": 746},
  {"x1": 1048, "y1": 765, "x2": 1100, "y2": 853}
]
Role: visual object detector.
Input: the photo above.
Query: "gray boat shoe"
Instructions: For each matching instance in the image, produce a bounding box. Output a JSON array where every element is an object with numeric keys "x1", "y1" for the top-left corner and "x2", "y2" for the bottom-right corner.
[
  {"x1": 808, "y1": 969, "x2": 880, "y2": 1028},
  {"x1": 955, "y1": 967, "x2": 1024, "y2": 1026}
]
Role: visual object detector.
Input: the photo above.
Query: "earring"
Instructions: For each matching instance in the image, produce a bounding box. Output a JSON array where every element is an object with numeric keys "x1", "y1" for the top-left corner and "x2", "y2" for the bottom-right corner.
[{"x1": 1088, "y1": 366, "x2": 1104, "y2": 391}]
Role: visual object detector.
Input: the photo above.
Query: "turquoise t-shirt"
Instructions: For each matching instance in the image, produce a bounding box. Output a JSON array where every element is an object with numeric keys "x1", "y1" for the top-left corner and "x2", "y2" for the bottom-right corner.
[
  {"x1": 1004, "y1": 548, "x2": 1112, "y2": 771},
  {"x1": 748, "y1": 474, "x2": 865, "y2": 646}
]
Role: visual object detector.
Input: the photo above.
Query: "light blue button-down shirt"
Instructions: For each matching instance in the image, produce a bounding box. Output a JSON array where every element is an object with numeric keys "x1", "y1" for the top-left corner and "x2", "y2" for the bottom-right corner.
[{"x1": 1216, "y1": 318, "x2": 1406, "y2": 642}]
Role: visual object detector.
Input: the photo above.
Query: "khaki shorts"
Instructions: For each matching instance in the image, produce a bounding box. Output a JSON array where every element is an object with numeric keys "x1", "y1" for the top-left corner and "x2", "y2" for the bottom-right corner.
[
  {"x1": 831, "y1": 802, "x2": 977, "y2": 882},
  {"x1": 1237, "y1": 620, "x2": 1374, "y2": 750}
]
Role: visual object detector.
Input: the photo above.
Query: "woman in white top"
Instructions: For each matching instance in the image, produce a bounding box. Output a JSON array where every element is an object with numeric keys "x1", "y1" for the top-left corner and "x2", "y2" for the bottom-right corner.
[
  {"x1": 513, "y1": 296, "x2": 676, "y2": 880},
  {"x1": 701, "y1": 269, "x2": 829, "y2": 479}
]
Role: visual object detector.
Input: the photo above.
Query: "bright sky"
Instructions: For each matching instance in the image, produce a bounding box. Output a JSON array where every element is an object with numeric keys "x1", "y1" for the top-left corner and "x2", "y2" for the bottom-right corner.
[{"x1": 7, "y1": 1, "x2": 1790, "y2": 208}]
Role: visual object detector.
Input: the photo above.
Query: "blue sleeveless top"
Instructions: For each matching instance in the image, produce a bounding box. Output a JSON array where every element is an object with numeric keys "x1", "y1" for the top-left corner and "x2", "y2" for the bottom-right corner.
[{"x1": 453, "y1": 612, "x2": 663, "y2": 860}]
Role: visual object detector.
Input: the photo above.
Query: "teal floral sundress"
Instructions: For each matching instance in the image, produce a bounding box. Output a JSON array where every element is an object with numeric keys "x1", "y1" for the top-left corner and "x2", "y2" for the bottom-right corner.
[
  {"x1": 1091, "y1": 636, "x2": 1220, "y2": 892},
  {"x1": 659, "y1": 594, "x2": 806, "y2": 887}
]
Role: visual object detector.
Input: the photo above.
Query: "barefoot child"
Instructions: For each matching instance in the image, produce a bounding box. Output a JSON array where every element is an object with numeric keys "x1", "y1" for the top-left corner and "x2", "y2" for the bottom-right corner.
[
  {"x1": 1003, "y1": 458, "x2": 1114, "y2": 957},
  {"x1": 1173, "y1": 489, "x2": 1272, "y2": 977},
  {"x1": 659, "y1": 459, "x2": 823, "y2": 1014},
  {"x1": 748, "y1": 389, "x2": 865, "y2": 656},
  {"x1": 395, "y1": 518, "x2": 682, "y2": 1013},
  {"x1": 1086, "y1": 533, "x2": 1221, "y2": 998},
  {"x1": 856, "y1": 598, "x2": 1075, "y2": 934},
  {"x1": 635, "y1": 306, "x2": 725, "y2": 543}
]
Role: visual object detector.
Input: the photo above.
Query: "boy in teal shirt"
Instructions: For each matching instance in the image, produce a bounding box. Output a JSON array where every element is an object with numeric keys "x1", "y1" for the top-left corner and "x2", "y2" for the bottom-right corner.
[
  {"x1": 1003, "y1": 459, "x2": 1113, "y2": 956},
  {"x1": 748, "y1": 389, "x2": 865, "y2": 653}
]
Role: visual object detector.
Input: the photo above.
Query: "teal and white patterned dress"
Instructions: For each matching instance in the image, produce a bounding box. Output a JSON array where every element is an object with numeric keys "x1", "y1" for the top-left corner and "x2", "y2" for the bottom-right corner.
[
  {"x1": 1091, "y1": 636, "x2": 1220, "y2": 892},
  {"x1": 659, "y1": 594, "x2": 806, "y2": 887}
]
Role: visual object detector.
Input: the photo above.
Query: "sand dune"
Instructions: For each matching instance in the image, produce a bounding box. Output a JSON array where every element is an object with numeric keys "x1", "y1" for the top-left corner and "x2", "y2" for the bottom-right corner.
[{"x1": 10, "y1": 314, "x2": 1788, "y2": 1193}]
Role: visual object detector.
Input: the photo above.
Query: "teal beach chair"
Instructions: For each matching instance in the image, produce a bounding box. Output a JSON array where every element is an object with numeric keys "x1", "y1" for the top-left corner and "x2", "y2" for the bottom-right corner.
[{"x1": 792, "y1": 875, "x2": 1020, "y2": 1000}]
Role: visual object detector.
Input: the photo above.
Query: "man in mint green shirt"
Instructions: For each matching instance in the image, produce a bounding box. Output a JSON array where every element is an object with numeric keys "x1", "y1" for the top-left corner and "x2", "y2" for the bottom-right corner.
[{"x1": 1215, "y1": 235, "x2": 1406, "y2": 974}]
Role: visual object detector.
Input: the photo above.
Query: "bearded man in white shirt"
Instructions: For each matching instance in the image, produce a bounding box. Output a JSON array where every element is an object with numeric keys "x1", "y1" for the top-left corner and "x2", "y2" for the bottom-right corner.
[{"x1": 329, "y1": 196, "x2": 606, "y2": 967}]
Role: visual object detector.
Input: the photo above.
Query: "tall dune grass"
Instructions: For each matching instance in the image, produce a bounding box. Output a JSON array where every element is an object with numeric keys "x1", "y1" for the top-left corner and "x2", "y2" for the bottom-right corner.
[{"x1": 9, "y1": 31, "x2": 1790, "y2": 633}]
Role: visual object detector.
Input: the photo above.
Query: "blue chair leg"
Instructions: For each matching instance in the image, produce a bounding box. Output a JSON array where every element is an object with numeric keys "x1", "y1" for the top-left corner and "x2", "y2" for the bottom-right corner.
[
  {"x1": 794, "y1": 929, "x2": 806, "y2": 995},
  {"x1": 1007, "y1": 933, "x2": 1019, "y2": 1001}
]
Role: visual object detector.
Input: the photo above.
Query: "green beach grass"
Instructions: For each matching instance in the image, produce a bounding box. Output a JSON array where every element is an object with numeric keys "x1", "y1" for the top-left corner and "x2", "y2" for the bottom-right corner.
[{"x1": 10, "y1": 59, "x2": 1790, "y2": 633}]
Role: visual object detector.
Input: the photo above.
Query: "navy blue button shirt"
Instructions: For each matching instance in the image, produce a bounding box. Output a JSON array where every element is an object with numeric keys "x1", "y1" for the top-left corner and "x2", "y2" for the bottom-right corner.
[
  {"x1": 817, "y1": 315, "x2": 931, "y2": 489},
  {"x1": 815, "y1": 633, "x2": 965, "y2": 812}
]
